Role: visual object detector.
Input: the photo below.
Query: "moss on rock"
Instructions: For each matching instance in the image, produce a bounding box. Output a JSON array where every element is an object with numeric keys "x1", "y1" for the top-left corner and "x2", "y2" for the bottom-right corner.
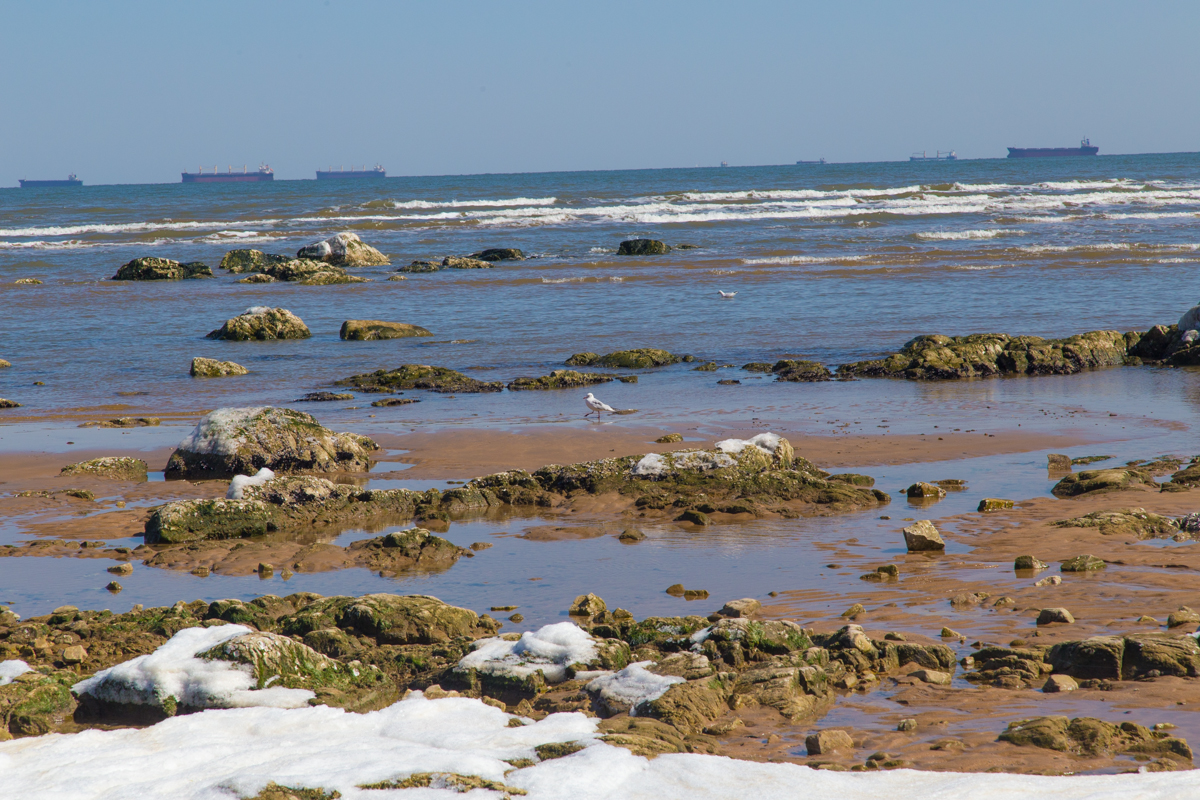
[
  {"x1": 112, "y1": 257, "x2": 212, "y2": 281},
  {"x1": 190, "y1": 357, "x2": 249, "y2": 378},
  {"x1": 1053, "y1": 508, "x2": 1179, "y2": 538},
  {"x1": 218, "y1": 250, "x2": 290, "y2": 274},
  {"x1": 336, "y1": 365, "x2": 503, "y2": 393},
  {"x1": 339, "y1": 320, "x2": 432, "y2": 340},
  {"x1": 507, "y1": 370, "x2": 616, "y2": 391},
  {"x1": 60, "y1": 457, "x2": 148, "y2": 481},
  {"x1": 207, "y1": 307, "x2": 312, "y2": 341},
  {"x1": 565, "y1": 349, "x2": 682, "y2": 369}
]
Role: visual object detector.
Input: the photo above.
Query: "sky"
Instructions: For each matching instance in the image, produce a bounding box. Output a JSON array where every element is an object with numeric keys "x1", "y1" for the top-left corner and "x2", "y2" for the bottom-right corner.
[{"x1": 1, "y1": 0, "x2": 1197, "y2": 184}]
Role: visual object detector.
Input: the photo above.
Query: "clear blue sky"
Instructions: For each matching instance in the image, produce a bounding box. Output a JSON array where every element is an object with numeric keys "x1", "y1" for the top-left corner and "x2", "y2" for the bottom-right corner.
[{"x1": 2, "y1": 0, "x2": 1196, "y2": 184}]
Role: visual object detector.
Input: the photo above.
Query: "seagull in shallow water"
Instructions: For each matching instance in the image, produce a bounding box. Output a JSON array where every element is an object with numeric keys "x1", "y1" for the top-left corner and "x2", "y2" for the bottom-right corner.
[
  {"x1": 718, "y1": 290, "x2": 737, "y2": 298},
  {"x1": 584, "y1": 392, "x2": 615, "y2": 419}
]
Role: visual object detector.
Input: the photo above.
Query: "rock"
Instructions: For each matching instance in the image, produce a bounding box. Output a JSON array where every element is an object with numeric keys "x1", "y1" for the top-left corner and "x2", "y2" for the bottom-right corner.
[
  {"x1": 806, "y1": 729, "x2": 854, "y2": 755},
  {"x1": 769, "y1": 360, "x2": 833, "y2": 382},
  {"x1": 842, "y1": 604, "x2": 866, "y2": 618},
  {"x1": 164, "y1": 406, "x2": 377, "y2": 479},
  {"x1": 295, "y1": 392, "x2": 354, "y2": 402},
  {"x1": 507, "y1": 370, "x2": 616, "y2": 391},
  {"x1": 897, "y1": 718, "x2": 917, "y2": 731},
  {"x1": 60, "y1": 457, "x2": 147, "y2": 481},
  {"x1": 250, "y1": 259, "x2": 367, "y2": 285},
  {"x1": 1054, "y1": 508, "x2": 1179, "y2": 539},
  {"x1": 0, "y1": 671, "x2": 77, "y2": 737},
  {"x1": 107, "y1": 563, "x2": 133, "y2": 576},
  {"x1": 206, "y1": 307, "x2": 311, "y2": 341},
  {"x1": 618, "y1": 529, "x2": 646, "y2": 542},
  {"x1": 906, "y1": 482, "x2": 946, "y2": 499},
  {"x1": 1014, "y1": 555, "x2": 1048, "y2": 571},
  {"x1": 1060, "y1": 554, "x2": 1106, "y2": 572},
  {"x1": 656, "y1": 433, "x2": 684, "y2": 444},
  {"x1": 346, "y1": 528, "x2": 468, "y2": 575},
  {"x1": 441, "y1": 256, "x2": 493, "y2": 269},
  {"x1": 387, "y1": 275, "x2": 406, "y2": 282},
  {"x1": 569, "y1": 593, "x2": 608, "y2": 619},
  {"x1": 78, "y1": 417, "x2": 159, "y2": 428},
  {"x1": 0, "y1": 399, "x2": 21, "y2": 409},
  {"x1": 950, "y1": 592, "x2": 989, "y2": 609},
  {"x1": 291, "y1": 594, "x2": 493, "y2": 645},
  {"x1": 716, "y1": 599, "x2": 761, "y2": 619},
  {"x1": 218, "y1": 249, "x2": 290, "y2": 273},
  {"x1": 1035, "y1": 575, "x2": 1063, "y2": 587},
  {"x1": 296, "y1": 232, "x2": 389, "y2": 267},
  {"x1": 677, "y1": 509, "x2": 710, "y2": 526},
  {"x1": 61, "y1": 645, "x2": 87, "y2": 664},
  {"x1": 1043, "y1": 674, "x2": 1078, "y2": 693},
  {"x1": 0, "y1": 360, "x2": 9, "y2": 368},
  {"x1": 470, "y1": 248, "x2": 525, "y2": 262},
  {"x1": 940, "y1": 627, "x2": 961, "y2": 638},
  {"x1": 617, "y1": 239, "x2": 671, "y2": 256},
  {"x1": 910, "y1": 669, "x2": 952, "y2": 686},
  {"x1": 105, "y1": 581, "x2": 122, "y2": 593},
  {"x1": 14, "y1": 278, "x2": 42, "y2": 285},
  {"x1": 999, "y1": 715, "x2": 1192, "y2": 761},
  {"x1": 902, "y1": 520, "x2": 945, "y2": 552},
  {"x1": 1037, "y1": 608, "x2": 1075, "y2": 625},
  {"x1": 978, "y1": 498, "x2": 1014, "y2": 512},
  {"x1": 370, "y1": 398, "x2": 419, "y2": 408},
  {"x1": 112, "y1": 257, "x2": 212, "y2": 281},
  {"x1": 566, "y1": 349, "x2": 682, "y2": 369},
  {"x1": 336, "y1": 365, "x2": 503, "y2": 394},
  {"x1": 237, "y1": 274, "x2": 276, "y2": 284},
  {"x1": 1048, "y1": 453, "x2": 1072, "y2": 470},
  {"x1": 339, "y1": 320, "x2": 432, "y2": 340},
  {"x1": 190, "y1": 357, "x2": 248, "y2": 378},
  {"x1": 1051, "y1": 469, "x2": 1152, "y2": 498},
  {"x1": 829, "y1": 474, "x2": 875, "y2": 487},
  {"x1": 1167, "y1": 607, "x2": 1200, "y2": 628},
  {"x1": 144, "y1": 499, "x2": 273, "y2": 544},
  {"x1": 396, "y1": 260, "x2": 441, "y2": 273}
]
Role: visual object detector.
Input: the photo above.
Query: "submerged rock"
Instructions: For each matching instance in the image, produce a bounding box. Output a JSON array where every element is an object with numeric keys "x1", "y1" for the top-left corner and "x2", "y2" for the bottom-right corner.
[
  {"x1": 218, "y1": 249, "x2": 290, "y2": 274},
  {"x1": 768, "y1": 360, "x2": 833, "y2": 382},
  {"x1": 253, "y1": 259, "x2": 367, "y2": 285},
  {"x1": 346, "y1": 528, "x2": 469, "y2": 575},
  {"x1": 163, "y1": 407, "x2": 377, "y2": 479},
  {"x1": 469, "y1": 248, "x2": 525, "y2": 262},
  {"x1": 339, "y1": 320, "x2": 432, "y2": 340},
  {"x1": 0, "y1": 399, "x2": 21, "y2": 409},
  {"x1": 296, "y1": 232, "x2": 389, "y2": 267},
  {"x1": 336, "y1": 365, "x2": 503, "y2": 393},
  {"x1": 206, "y1": 307, "x2": 312, "y2": 341},
  {"x1": 1060, "y1": 554, "x2": 1106, "y2": 572},
  {"x1": 190, "y1": 357, "x2": 248, "y2": 378},
  {"x1": 441, "y1": 256, "x2": 493, "y2": 270},
  {"x1": 294, "y1": 392, "x2": 353, "y2": 402},
  {"x1": 1051, "y1": 468, "x2": 1152, "y2": 498},
  {"x1": 506, "y1": 370, "x2": 616, "y2": 391},
  {"x1": 566, "y1": 349, "x2": 682, "y2": 369},
  {"x1": 78, "y1": 417, "x2": 159, "y2": 428},
  {"x1": 112, "y1": 258, "x2": 212, "y2": 281},
  {"x1": 237, "y1": 273, "x2": 276, "y2": 284},
  {"x1": 60, "y1": 457, "x2": 148, "y2": 481},
  {"x1": 617, "y1": 239, "x2": 671, "y2": 256},
  {"x1": 396, "y1": 260, "x2": 441, "y2": 273}
]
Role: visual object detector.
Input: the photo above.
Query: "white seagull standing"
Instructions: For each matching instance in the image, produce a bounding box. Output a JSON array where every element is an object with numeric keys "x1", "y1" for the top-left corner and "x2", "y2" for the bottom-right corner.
[
  {"x1": 584, "y1": 392, "x2": 615, "y2": 419},
  {"x1": 718, "y1": 290, "x2": 737, "y2": 298}
]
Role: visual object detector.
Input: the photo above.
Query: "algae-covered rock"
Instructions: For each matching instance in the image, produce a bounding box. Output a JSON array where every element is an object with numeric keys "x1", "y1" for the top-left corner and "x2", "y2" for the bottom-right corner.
[
  {"x1": 0, "y1": 399, "x2": 21, "y2": 409},
  {"x1": 1000, "y1": 715, "x2": 1192, "y2": 761},
  {"x1": 144, "y1": 498, "x2": 273, "y2": 543},
  {"x1": 1053, "y1": 508, "x2": 1178, "y2": 538},
  {"x1": 566, "y1": 349, "x2": 682, "y2": 369},
  {"x1": 1051, "y1": 469, "x2": 1152, "y2": 498},
  {"x1": 339, "y1": 320, "x2": 432, "y2": 340},
  {"x1": 240, "y1": 475, "x2": 420, "y2": 530},
  {"x1": 190, "y1": 357, "x2": 248, "y2": 378},
  {"x1": 442, "y1": 256, "x2": 493, "y2": 269},
  {"x1": 206, "y1": 307, "x2": 312, "y2": 341},
  {"x1": 112, "y1": 257, "x2": 212, "y2": 281},
  {"x1": 617, "y1": 239, "x2": 671, "y2": 256},
  {"x1": 218, "y1": 249, "x2": 290, "y2": 274},
  {"x1": 237, "y1": 273, "x2": 276, "y2": 284},
  {"x1": 1060, "y1": 554, "x2": 1105, "y2": 572},
  {"x1": 328, "y1": 594, "x2": 492, "y2": 645},
  {"x1": 470, "y1": 248, "x2": 525, "y2": 262},
  {"x1": 346, "y1": 528, "x2": 468, "y2": 575},
  {"x1": 1, "y1": 671, "x2": 77, "y2": 738},
  {"x1": 336, "y1": 365, "x2": 503, "y2": 394},
  {"x1": 769, "y1": 360, "x2": 833, "y2": 382},
  {"x1": 164, "y1": 407, "x2": 377, "y2": 479},
  {"x1": 396, "y1": 260, "x2": 441, "y2": 273},
  {"x1": 838, "y1": 329, "x2": 1137, "y2": 381},
  {"x1": 60, "y1": 457, "x2": 148, "y2": 481},
  {"x1": 978, "y1": 498, "x2": 1014, "y2": 512},
  {"x1": 255, "y1": 259, "x2": 368, "y2": 285},
  {"x1": 78, "y1": 417, "x2": 159, "y2": 428},
  {"x1": 906, "y1": 482, "x2": 946, "y2": 499},
  {"x1": 642, "y1": 677, "x2": 732, "y2": 733},
  {"x1": 295, "y1": 392, "x2": 354, "y2": 402},
  {"x1": 297, "y1": 232, "x2": 389, "y2": 267},
  {"x1": 507, "y1": 370, "x2": 615, "y2": 391}
]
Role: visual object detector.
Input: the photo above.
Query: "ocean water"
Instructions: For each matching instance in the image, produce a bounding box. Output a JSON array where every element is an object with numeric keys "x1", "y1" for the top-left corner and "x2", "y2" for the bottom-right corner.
[{"x1": 2, "y1": 153, "x2": 1200, "y2": 420}]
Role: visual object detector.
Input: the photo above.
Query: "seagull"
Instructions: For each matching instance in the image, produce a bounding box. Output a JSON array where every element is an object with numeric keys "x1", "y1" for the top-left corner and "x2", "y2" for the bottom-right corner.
[
  {"x1": 584, "y1": 392, "x2": 615, "y2": 419},
  {"x1": 718, "y1": 290, "x2": 737, "y2": 298}
]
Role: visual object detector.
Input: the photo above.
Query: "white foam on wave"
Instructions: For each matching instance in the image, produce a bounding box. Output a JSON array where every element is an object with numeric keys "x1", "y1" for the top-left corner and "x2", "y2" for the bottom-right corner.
[
  {"x1": 741, "y1": 255, "x2": 867, "y2": 265},
  {"x1": 1019, "y1": 242, "x2": 1200, "y2": 254},
  {"x1": 0, "y1": 219, "x2": 279, "y2": 238},
  {"x1": 540, "y1": 276, "x2": 624, "y2": 284},
  {"x1": 916, "y1": 229, "x2": 1025, "y2": 241},
  {"x1": 390, "y1": 196, "x2": 557, "y2": 209}
]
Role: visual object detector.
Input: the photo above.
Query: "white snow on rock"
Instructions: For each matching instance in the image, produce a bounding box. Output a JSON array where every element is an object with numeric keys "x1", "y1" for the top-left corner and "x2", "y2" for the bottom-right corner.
[
  {"x1": 457, "y1": 622, "x2": 598, "y2": 683},
  {"x1": 176, "y1": 407, "x2": 267, "y2": 456},
  {"x1": 586, "y1": 662, "x2": 684, "y2": 715},
  {"x1": 632, "y1": 451, "x2": 736, "y2": 477},
  {"x1": 3, "y1": 693, "x2": 1200, "y2": 799},
  {"x1": 715, "y1": 432, "x2": 784, "y2": 456},
  {"x1": 72, "y1": 624, "x2": 314, "y2": 711},
  {"x1": 226, "y1": 467, "x2": 276, "y2": 499},
  {"x1": 1178, "y1": 304, "x2": 1200, "y2": 333},
  {"x1": 0, "y1": 659, "x2": 31, "y2": 686}
]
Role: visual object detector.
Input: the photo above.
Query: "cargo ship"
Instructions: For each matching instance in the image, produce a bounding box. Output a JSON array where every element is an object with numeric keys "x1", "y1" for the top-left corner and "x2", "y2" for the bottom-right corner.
[
  {"x1": 19, "y1": 174, "x2": 82, "y2": 188},
  {"x1": 796, "y1": 158, "x2": 827, "y2": 165},
  {"x1": 1007, "y1": 139, "x2": 1099, "y2": 158},
  {"x1": 182, "y1": 164, "x2": 274, "y2": 183},
  {"x1": 316, "y1": 165, "x2": 386, "y2": 180},
  {"x1": 910, "y1": 150, "x2": 957, "y2": 162}
]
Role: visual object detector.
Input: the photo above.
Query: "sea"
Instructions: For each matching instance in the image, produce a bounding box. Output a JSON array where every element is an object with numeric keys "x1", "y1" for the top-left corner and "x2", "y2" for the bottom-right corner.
[{"x1": 2, "y1": 154, "x2": 1200, "y2": 619}]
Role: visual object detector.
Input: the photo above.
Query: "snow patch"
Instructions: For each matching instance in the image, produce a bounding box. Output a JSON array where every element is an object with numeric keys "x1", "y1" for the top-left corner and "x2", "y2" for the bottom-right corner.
[
  {"x1": 586, "y1": 662, "x2": 684, "y2": 714},
  {"x1": 72, "y1": 624, "x2": 314, "y2": 711},
  {"x1": 1179, "y1": 304, "x2": 1200, "y2": 333},
  {"x1": 457, "y1": 623, "x2": 598, "y2": 683},
  {"x1": 715, "y1": 433, "x2": 783, "y2": 456},
  {"x1": 632, "y1": 451, "x2": 736, "y2": 477},
  {"x1": 177, "y1": 407, "x2": 267, "y2": 456},
  {"x1": 0, "y1": 660, "x2": 31, "y2": 686},
  {"x1": 226, "y1": 467, "x2": 276, "y2": 499}
]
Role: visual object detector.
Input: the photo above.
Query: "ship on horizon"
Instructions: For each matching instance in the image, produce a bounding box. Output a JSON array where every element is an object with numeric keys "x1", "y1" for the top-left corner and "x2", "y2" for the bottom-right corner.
[
  {"x1": 796, "y1": 158, "x2": 826, "y2": 165},
  {"x1": 20, "y1": 174, "x2": 82, "y2": 188},
  {"x1": 316, "y1": 164, "x2": 386, "y2": 180},
  {"x1": 182, "y1": 164, "x2": 274, "y2": 183},
  {"x1": 1007, "y1": 139, "x2": 1099, "y2": 158},
  {"x1": 910, "y1": 150, "x2": 957, "y2": 162}
]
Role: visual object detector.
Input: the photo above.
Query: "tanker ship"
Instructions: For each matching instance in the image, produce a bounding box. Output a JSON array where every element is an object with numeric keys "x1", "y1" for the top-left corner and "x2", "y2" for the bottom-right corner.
[
  {"x1": 316, "y1": 165, "x2": 386, "y2": 180},
  {"x1": 20, "y1": 174, "x2": 82, "y2": 188},
  {"x1": 182, "y1": 164, "x2": 274, "y2": 183},
  {"x1": 1007, "y1": 139, "x2": 1099, "y2": 158}
]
